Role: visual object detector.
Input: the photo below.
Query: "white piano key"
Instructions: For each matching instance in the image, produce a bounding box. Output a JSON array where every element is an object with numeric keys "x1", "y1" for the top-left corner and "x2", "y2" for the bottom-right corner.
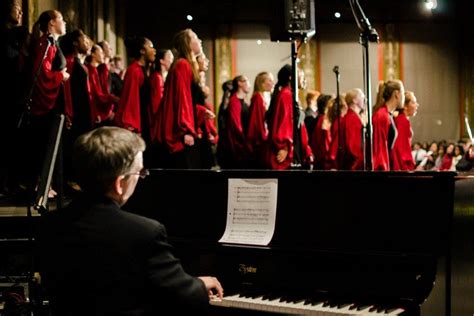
[
  {"x1": 211, "y1": 294, "x2": 405, "y2": 316},
  {"x1": 385, "y1": 308, "x2": 405, "y2": 315}
]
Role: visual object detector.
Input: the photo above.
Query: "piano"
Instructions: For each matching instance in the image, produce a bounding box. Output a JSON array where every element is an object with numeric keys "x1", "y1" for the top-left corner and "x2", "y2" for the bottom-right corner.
[{"x1": 124, "y1": 169, "x2": 456, "y2": 316}]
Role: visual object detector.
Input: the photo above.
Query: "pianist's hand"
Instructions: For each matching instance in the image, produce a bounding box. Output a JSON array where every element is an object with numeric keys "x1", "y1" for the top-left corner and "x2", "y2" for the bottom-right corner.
[{"x1": 198, "y1": 276, "x2": 224, "y2": 300}]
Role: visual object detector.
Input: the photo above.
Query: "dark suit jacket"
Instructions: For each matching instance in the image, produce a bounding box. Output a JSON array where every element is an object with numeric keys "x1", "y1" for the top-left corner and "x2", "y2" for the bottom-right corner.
[{"x1": 38, "y1": 193, "x2": 208, "y2": 316}]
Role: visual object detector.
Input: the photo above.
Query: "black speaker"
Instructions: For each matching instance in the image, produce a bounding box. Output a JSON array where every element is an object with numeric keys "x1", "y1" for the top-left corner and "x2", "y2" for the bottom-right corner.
[{"x1": 271, "y1": 0, "x2": 315, "y2": 42}]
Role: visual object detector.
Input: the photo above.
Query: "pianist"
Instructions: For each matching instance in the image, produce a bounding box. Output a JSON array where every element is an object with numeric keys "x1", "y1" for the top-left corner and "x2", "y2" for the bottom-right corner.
[{"x1": 38, "y1": 126, "x2": 223, "y2": 315}]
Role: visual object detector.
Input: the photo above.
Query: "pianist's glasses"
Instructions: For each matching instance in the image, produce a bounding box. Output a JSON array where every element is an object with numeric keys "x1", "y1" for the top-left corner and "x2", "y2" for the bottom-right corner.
[{"x1": 124, "y1": 168, "x2": 150, "y2": 179}]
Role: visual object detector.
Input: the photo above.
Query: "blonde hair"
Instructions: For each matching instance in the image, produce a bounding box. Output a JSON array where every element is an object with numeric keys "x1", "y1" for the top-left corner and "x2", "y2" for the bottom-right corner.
[
  {"x1": 253, "y1": 72, "x2": 270, "y2": 95},
  {"x1": 345, "y1": 88, "x2": 363, "y2": 106},
  {"x1": 327, "y1": 95, "x2": 347, "y2": 123},
  {"x1": 396, "y1": 90, "x2": 415, "y2": 114},
  {"x1": 306, "y1": 90, "x2": 320, "y2": 106},
  {"x1": 374, "y1": 79, "x2": 403, "y2": 111},
  {"x1": 404, "y1": 90, "x2": 414, "y2": 106}
]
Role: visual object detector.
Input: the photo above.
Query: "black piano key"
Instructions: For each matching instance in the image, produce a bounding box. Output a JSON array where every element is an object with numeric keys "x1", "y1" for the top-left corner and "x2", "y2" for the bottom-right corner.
[
  {"x1": 369, "y1": 305, "x2": 385, "y2": 313},
  {"x1": 323, "y1": 296, "x2": 350, "y2": 308},
  {"x1": 238, "y1": 289, "x2": 262, "y2": 298},
  {"x1": 287, "y1": 295, "x2": 306, "y2": 303},
  {"x1": 265, "y1": 292, "x2": 281, "y2": 301},
  {"x1": 223, "y1": 290, "x2": 239, "y2": 297},
  {"x1": 307, "y1": 291, "x2": 329, "y2": 306},
  {"x1": 331, "y1": 301, "x2": 342, "y2": 308},
  {"x1": 338, "y1": 303, "x2": 352, "y2": 309},
  {"x1": 261, "y1": 293, "x2": 272, "y2": 301},
  {"x1": 310, "y1": 299, "x2": 324, "y2": 306},
  {"x1": 357, "y1": 304, "x2": 373, "y2": 311},
  {"x1": 376, "y1": 306, "x2": 387, "y2": 313},
  {"x1": 279, "y1": 294, "x2": 298, "y2": 303}
]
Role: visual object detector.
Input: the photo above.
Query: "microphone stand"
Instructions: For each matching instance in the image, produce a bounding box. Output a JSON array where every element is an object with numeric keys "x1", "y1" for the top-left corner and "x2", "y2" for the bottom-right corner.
[
  {"x1": 349, "y1": 0, "x2": 378, "y2": 171},
  {"x1": 333, "y1": 66, "x2": 342, "y2": 168},
  {"x1": 289, "y1": 34, "x2": 313, "y2": 169},
  {"x1": 290, "y1": 38, "x2": 301, "y2": 168},
  {"x1": 286, "y1": 0, "x2": 316, "y2": 169},
  {"x1": 34, "y1": 114, "x2": 65, "y2": 215}
]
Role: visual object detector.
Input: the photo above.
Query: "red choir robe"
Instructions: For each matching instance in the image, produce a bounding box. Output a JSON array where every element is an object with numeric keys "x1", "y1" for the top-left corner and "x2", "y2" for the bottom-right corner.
[
  {"x1": 204, "y1": 103, "x2": 218, "y2": 144},
  {"x1": 341, "y1": 108, "x2": 364, "y2": 170},
  {"x1": 114, "y1": 61, "x2": 145, "y2": 133},
  {"x1": 372, "y1": 105, "x2": 391, "y2": 171},
  {"x1": 152, "y1": 58, "x2": 196, "y2": 153},
  {"x1": 149, "y1": 71, "x2": 164, "y2": 120},
  {"x1": 97, "y1": 63, "x2": 110, "y2": 93},
  {"x1": 247, "y1": 93, "x2": 268, "y2": 162},
  {"x1": 62, "y1": 55, "x2": 94, "y2": 130},
  {"x1": 310, "y1": 114, "x2": 331, "y2": 170},
  {"x1": 196, "y1": 103, "x2": 218, "y2": 144},
  {"x1": 86, "y1": 64, "x2": 118, "y2": 124},
  {"x1": 264, "y1": 86, "x2": 294, "y2": 170},
  {"x1": 390, "y1": 112, "x2": 415, "y2": 170},
  {"x1": 195, "y1": 104, "x2": 208, "y2": 137},
  {"x1": 30, "y1": 35, "x2": 65, "y2": 116},
  {"x1": 224, "y1": 93, "x2": 249, "y2": 164},
  {"x1": 63, "y1": 54, "x2": 76, "y2": 123},
  {"x1": 326, "y1": 117, "x2": 343, "y2": 170},
  {"x1": 300, "y1": 122, "x2": 313, "y2": 165}
]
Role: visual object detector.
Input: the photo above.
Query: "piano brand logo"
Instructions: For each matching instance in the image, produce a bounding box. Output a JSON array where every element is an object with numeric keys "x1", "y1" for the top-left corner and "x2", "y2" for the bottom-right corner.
[{"x1": 239, "y1": 264, "x2": 257, "y2": 274}]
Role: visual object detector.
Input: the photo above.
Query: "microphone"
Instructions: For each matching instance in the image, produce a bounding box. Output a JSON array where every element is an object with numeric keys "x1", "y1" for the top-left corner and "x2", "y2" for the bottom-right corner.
[{"x1": 333, "y1": 65, "x2": 339, "y2": 74}]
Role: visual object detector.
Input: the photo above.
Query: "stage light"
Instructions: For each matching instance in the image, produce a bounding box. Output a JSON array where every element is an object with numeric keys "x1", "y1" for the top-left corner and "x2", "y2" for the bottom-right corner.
[
  {"x1": 334, "y1": 12, "x2": 341, "y2": 18},
  {"x1": 186, "y1": 14, "x2": 193, "y2": 21},
  {"x1": 424, "y1": 0, "x2": 437, "y2": 10}
]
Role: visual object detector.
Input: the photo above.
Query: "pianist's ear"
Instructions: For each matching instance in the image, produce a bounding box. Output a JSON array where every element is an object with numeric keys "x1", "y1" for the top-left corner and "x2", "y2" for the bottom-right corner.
[{"x1": 114, "y1": 175, "x2": 126, "y2": 195}]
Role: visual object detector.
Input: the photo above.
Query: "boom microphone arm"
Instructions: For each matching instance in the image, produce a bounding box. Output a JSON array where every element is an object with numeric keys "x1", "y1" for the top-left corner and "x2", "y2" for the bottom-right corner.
[{"x1": 349, "y1": 0, "x2": 379, "y2": 42}]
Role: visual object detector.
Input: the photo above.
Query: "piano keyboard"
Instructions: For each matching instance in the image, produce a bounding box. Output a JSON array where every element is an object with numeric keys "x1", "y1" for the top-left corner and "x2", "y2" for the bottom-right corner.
[{"x1": 210, "y1": 294, "x2": 405, "y2": 315}]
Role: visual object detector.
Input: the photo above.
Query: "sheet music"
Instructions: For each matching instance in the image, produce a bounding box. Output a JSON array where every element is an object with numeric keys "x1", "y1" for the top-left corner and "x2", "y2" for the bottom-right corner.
[{"x1": 219, "y1": 178, "x2": 278, "y2": 246}]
